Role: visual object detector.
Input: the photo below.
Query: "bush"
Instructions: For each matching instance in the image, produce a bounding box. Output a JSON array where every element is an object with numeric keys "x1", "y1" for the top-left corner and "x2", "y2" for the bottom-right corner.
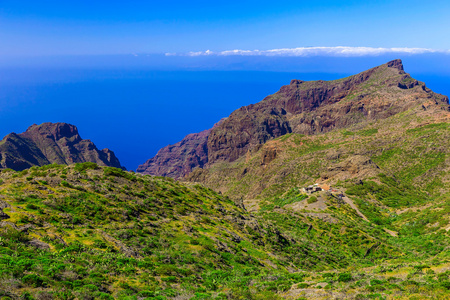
[
  {"x1": 21, "y1": 291, "x2": 34, "y2": 300},
  {"x1": 441, "y1": 281, "x2": 450, "y2": 290},
  {"x1": 94, "y1": 292, "x2": 114, "y2": 300},
  {"x1": 338, "y1": 273, "x2": 352, "y2": 282},
  {"x1": 307, "y1": 196, "x2": 318, "y2": 204},
  {"x1": 190, "y1": 293, "x2": 211, "y2": 300},
  {"x1": 60, "y1": 181, "x2": 72, "y2": 188},
  {"x1": 370, "y1": 279, "x2": 384, "y2": 285},
  {"x1": 137, "y1": 291, "x2": 155, "y2": 297},
  {"x1": 104, "y1": 167, "x2": 135, "y2": 181},
  {"x1": 74, "y1": 162, "x2": 99, "y2": 172},
  {"x1": 161, "y1": 276, "x2": 177, "y2": 283},
  {"x1": 1, "y1": 228, "x2": 31, "y2": 243},
  {"x1": 26, "y1": 203, "x2": 38, "y2": 210},
  {"x1": 22, "y1": 274, "x2": 45, "y2": 287}
]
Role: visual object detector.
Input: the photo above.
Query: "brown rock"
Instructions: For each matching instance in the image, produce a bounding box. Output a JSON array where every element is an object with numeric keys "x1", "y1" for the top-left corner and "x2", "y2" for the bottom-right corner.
[
  {"x1": 324, "y1": 155, "x2": 380, "y2": 181},
  {"x1": 0, "y1": 123, "x2": 124, "y2": 171},
  {"x1": 28, "y1": 238, "x2": 50, "y2": 250},
  {"x1": 137, "y1": 127, "x2": 211, "y2": 178}
]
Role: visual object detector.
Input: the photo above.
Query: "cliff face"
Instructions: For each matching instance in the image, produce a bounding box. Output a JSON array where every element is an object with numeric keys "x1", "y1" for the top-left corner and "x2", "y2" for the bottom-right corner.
[
  {"x1": 0, "y1": 123, "x2": 124, "y2": 171},
  {"x1": 137, "y1": 59, "x2": 449, "y2": 177},
  {"x1": 136, "y1": 128, "x2": 210, "y2": 178}
]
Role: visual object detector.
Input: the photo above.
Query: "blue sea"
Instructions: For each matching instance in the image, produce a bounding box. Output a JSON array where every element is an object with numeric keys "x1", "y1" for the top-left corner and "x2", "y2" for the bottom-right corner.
[{"x1": 1, "y1": 56, "x2": 449, "y2": 170}]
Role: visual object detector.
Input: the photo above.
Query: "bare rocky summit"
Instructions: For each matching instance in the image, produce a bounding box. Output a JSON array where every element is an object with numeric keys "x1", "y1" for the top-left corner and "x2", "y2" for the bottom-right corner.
[
  {"x1": 0, "y1": 122, "x2": 124, "y2": 170},
  {"x1": 137, "y1": 59, "x2": 449, "y2": 178}
]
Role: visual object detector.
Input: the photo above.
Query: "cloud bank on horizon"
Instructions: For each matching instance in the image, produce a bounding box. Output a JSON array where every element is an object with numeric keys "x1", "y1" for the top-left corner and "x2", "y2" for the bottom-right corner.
[{"x1": 166, "y1": 47, "x2": 450, "y2": 57}]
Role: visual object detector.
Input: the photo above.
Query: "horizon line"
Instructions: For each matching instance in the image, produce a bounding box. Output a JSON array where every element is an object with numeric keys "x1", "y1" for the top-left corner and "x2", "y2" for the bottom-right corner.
[{"x1": 166, "y1": 46, "x2": 450, "y2": 57}]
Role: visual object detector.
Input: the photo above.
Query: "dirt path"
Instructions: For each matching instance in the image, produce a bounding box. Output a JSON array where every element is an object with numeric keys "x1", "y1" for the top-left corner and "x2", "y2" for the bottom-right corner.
[
  {"x1": 396, "y1": 203, "x2": 431, "y2": 215},
  {"x1": 384, "y1": 228, "x2": 398, "y2": 237},
  {"x1": 341, "y1": 195, "x2": 370, "y2": 222}
]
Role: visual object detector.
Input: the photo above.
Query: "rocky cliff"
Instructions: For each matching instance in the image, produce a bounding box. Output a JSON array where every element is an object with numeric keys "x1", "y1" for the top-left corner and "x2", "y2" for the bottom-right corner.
[
  {"x1": 137, "y1": 59, "x2": 449, "y2": 177},
  {"x1": 136, "y1": 128, "x2": 210, "y2": 178},
  {"x1": 0, "y1": 122, "x2": 124, "y2": 171}
]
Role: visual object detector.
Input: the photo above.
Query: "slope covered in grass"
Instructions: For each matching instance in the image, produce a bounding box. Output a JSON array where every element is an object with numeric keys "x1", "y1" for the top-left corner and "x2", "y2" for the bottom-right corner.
[
  {"x1": 0, "y1": 163, "x2": 403, "y2": 299},
  {"x1": 0, "y1": 163, "x2": 449, "y2": 299}
]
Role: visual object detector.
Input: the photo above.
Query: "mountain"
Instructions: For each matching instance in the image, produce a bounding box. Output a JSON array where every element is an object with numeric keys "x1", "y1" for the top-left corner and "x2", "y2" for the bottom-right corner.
[
  {"x1": 0, "y1": 122, "x2": 124, "y2": 171},
  {"x1": 136, "y1": 128, "x2": 211, "y2": 178},
  {"x1": 137, "y1": 59, "x2": 449, "y2": 177}
]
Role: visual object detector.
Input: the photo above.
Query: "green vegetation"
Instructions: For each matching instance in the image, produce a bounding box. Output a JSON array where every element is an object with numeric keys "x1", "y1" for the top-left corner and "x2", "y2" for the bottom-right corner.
[
  {"x1": 261, "y1": 188, "x2": 308, "y2": 210},
  {"x1": 2, "y1": 162, "x2": 447, "y2": 299},
  {"x1": 1, "y1": 164, "x2": 296, "y2": 298},
  {"x1": 307, "y1": 196, "x2": 317, "y2": 204},
  {"x1": 0, "y1": 164, "x2": 384, "y2": 299}
]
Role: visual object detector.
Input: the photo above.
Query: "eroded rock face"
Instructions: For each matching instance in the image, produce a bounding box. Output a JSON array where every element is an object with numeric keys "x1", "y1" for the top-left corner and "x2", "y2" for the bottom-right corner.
[
  {"x1": 0, "y1": 123, "x2": 124, "y2": 171},
  {"x1": 207, "y1": 107, "x2": 291, "y2": 163},
  {"x1": 137, "y1": 59, "x2": 450, "y2": 178},
  {"x1": 137, "y1": 128, "x2": 211, "y2": 178},
  {"x1": 323, "y1": 155, "x2": 380, "y2": 181}
]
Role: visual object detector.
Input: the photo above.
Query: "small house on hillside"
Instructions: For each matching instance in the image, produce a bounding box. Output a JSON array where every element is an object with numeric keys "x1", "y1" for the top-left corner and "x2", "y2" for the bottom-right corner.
[
  {"x1": 318, "y1": 183, "x2": 330, "y2": 191},
  {"x1": 302, "y1": 184, "x2": 323, "y2": 194},
  {"x1": 302, "y1": 183, "x2": 333, "y2": 194}
]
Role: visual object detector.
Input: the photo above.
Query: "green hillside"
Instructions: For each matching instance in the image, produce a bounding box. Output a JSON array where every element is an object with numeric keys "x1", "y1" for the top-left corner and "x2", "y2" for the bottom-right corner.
[{"x1": 0, "y1": 162, "x2": 449, "y2": 299}]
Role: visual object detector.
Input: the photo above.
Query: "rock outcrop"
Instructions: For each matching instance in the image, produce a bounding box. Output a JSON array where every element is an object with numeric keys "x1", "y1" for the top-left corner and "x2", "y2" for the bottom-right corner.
[
  {"x1": 0, "y1": 123, "x2": 124, "y2": 171},
  {"x1": 137, "y1": 128, "x2": 210, "y2": 178},
  {"x1": 137, "y1": 59, "x2": 449, "y2": 178}
]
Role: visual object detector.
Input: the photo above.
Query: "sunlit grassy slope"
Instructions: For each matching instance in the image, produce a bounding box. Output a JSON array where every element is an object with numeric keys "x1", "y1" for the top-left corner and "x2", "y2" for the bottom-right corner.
[{"x1": 0, "y1": 160, "x2": 449, "y2": 299}]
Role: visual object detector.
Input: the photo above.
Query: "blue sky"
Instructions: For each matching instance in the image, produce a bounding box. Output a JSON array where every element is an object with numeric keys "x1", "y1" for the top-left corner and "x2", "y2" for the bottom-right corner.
[{"x1": 2, "y1": 0, "x2": 450, "y2": 56}]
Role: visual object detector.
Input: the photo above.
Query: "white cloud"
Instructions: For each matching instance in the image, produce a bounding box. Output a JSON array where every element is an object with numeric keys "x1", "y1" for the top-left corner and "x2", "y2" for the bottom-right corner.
[{"x1": 166, "y1": 46, "x2": 450, "y2": 57}]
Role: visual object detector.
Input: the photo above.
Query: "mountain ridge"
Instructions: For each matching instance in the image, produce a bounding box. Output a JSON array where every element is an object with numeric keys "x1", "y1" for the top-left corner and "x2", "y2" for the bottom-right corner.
[{"x1": 137, "y1": 59, "x2": 449, "y2": 177}]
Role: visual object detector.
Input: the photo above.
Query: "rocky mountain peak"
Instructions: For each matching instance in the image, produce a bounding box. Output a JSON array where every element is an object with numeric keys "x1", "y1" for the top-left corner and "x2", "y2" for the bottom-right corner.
[
  {"x1": 387, "y1": 58, "x2": 404, "y2": 71},
  {"x1": 0, "y1": 122, "x2": 124, "y2": 171},
  {"x1": 22, "y1": 122, "x2": 81, "y2": 143}
]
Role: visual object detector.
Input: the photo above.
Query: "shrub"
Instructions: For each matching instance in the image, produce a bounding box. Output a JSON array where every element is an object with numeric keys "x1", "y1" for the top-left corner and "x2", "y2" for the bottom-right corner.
[
  {"x1": 338, "y1": 273, "x2": 352, "y2": 282},
  {"x1": 441, "y1": 281, "x2": 450, "y2": 290},
  {"x1": 103, "y1": 167, "x2": 137, "y2": 182},
  {"x1": 26, "y1": 203, "x2": 39, "y2": 210},
  {"x1": 94, "y1": 292, "x2": 114, "y2": 300},
  {"x1": 60, "y1": 181, "x2": 72, "y2": 188},
  {"x1": 74, "y1": 162, "x2": 99, "y2": 172},
  {"x1": 370, "y1": 279, "x2": 384, "y2": 285},
  {"x1": 161, "y1": 276, "x2": 177, "y2": 283},
  {"x1": 307, "y1": 196, "x2": 318, "y2": 204},
  {"x1": 22, "y1": 274, "x2": 45, "y2": 287},
  {"x1": 21, "y1": 292, "x2": 34, "y2": 300},
  {"x1": 137, "y1": 291, "x2": 155, "y2": 297}
]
